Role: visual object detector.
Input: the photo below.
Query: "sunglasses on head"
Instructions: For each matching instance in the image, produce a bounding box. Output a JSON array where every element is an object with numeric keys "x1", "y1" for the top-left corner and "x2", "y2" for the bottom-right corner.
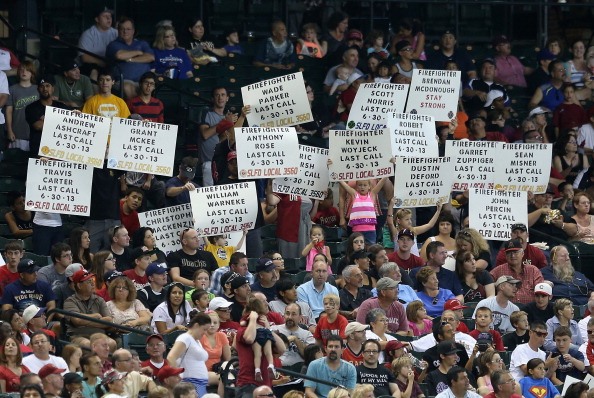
[
  {"x1": 112, "y1": 225, "x2": 124, "y2": 238},
  {"x1": 180, "y1": 227, "x2": 191, "y2": 241},
  {"x1": 432, "y1": 296, "x2": 439, "y2": 305}
]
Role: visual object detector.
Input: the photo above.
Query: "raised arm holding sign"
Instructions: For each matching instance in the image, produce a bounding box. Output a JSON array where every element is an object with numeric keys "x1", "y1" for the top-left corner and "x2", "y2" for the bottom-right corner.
[{"x1": 405, "y1": 69, "x2": 461, "y2": 121}]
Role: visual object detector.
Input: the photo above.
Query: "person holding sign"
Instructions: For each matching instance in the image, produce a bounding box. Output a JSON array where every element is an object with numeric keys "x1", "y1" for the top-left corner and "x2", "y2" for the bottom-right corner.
[
  {"x1": 387, "y1": 201, "x2": 443, "y2": 257},
  {"x1": 202, "y1": 229, "x2": 247, "y2": 268},
  {"x1": 165, "y1": 157, "x2": 199, "y2": 207}
]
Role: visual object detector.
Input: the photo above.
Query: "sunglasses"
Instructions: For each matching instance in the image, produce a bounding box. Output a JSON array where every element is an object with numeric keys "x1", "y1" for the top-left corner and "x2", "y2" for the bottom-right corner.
[
  {"x1": 531, "y1": 330, "x2": 548, "y2": 337},
  {"x1": 432, "y1": 296, "x2": 439, "y2": 305},
  {"x1": 112, "y1": 225, "x2": 124, "y2": 238},
  {"x1": 180, "y1": 227, "x2": 191, "y2": 241}
]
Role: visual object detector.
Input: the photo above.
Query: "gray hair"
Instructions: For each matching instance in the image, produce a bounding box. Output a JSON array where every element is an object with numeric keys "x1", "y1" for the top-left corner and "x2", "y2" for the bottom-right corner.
[
  {"x1": 365, "y1": 307, "x2": 386, "y2": 324},
  {"x1": 173, "y1": 382, "x2": 197, "y2": 398},
  {"x1": 379, "y1": 262, "x2": 398, "y2": 278},
  {"x1": 342, "y1": 265, "x2": 358, "y2": 279}
]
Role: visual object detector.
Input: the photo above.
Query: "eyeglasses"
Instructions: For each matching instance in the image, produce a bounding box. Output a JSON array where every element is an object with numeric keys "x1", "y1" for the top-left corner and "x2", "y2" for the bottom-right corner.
[
  {"x1": 531, "y1": 330, "x2": 548, "y2": 337},
  {"x1": 491, "y1": 359, "x2": 504, "y2": 363},
  {"x1": 363, "y1": 350, "x2": 379, "y2": 354},
  {"x1": 500, "y1": 379, "x2": 516, "y2": 385},
  {"x1": 216, "y1": 308, "x2": 231, "y2": 312},
  {"x1": 442, "y1": 318, "x2": 455, "y2": 323},
  {"x1": 401, "y1": 47, "x2": 413, "y2": 52},
  {"x1": 147, "y1": 343, "x2": 165, "y2": 347},
  {"x1": 115, "y1": 286, "x2": 130, "y2": 291}
]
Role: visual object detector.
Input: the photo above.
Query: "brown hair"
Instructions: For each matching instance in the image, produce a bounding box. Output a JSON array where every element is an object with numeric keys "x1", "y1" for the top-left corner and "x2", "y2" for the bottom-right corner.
[{"x1": 108, "y1": 276, "x2": 137, "y2": 302}]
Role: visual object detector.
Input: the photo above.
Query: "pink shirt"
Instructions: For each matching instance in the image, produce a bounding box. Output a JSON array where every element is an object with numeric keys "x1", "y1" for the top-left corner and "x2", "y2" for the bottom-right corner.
[{"x1": 495, "y1": 55, "x2": 527, "y2": 87}]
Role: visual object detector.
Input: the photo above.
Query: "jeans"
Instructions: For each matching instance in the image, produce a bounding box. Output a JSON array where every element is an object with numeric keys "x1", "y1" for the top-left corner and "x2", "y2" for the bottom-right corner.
[{"x1": 32, "y1": 223, "x2": 64, "y2": 255}]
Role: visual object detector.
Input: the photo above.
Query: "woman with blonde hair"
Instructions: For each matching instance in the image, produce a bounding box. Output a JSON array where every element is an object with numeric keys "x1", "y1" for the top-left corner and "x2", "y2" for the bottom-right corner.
[
  {"x1": 328, "y1": 387, "x2": 351, "y2": 398},
  {"x1": 352, "y1": 384, "x2": 375, "y2": 398},
  {"x1": 544, "y1": 298, "x2": 583, "y2": 351},
  {"x1": 152, "y1": 25, "x2": 193, "y2": 79},
  {"x1": 106, "y1": 276, "x2": 152, "y2": 330},
  {"x1": 455, "y1": 228, "x2": 492, "y2": 270}
]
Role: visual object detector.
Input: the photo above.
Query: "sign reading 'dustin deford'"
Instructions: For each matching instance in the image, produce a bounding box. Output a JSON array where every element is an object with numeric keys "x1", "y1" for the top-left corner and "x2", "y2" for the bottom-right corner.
[
  {"x1": 272, "y1": 145, "x2": 329, "y2": 200},
  {"x1": 492, "y1": 143, "x2": 552, "y2": 194},
  {"x1": 328, "y1": 129, "x2": 393, "y2": 182},
  {"x1": 235, "y1": 127, "x2": 300, "y2": 179},
  {"x1": 393, "y1": 157, "x2": 453, "y2": 208},
  {"x1": 387, "y1": 112, "x2": 438, "y2": 157},
  {"x1": 107, "y1": 117, "x2": 178, "y2": 176},
  {"x1": 138, "y1": 203, "x2": 194, "y2": 254},
  {"x1": 347, "y1": 83, "x2": 408, "y2": 130},
  {"x1": 190, "y1": 182, "x2": 258, "y2": 236},
  {"x1": 405, "y1": 69, "x2": 461, "y2": 121},
  {"x1": 39, "y1": 106, "x2": 110, "y2": 168},
  {"x1": 25, "y1": 158, "x2": 93, "y2": 216},
  {"x1": 241, "y1": 72, "x2": 313, "y2": 127},
  {"x1": 445, "y1": 140, "x2": 499, "y2": 191},
  {"x1": 469, "y1": 189, "x2": 528, "y2": 241}
]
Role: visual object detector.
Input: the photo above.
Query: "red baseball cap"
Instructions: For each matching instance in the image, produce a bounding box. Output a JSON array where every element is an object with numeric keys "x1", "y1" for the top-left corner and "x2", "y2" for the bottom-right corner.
[
  {"x1": 39, "y1": 364, "x2": 66, "y2": 379},
  {"x1": 444, "y1": 299, "x2": 468, "y2": 311}
]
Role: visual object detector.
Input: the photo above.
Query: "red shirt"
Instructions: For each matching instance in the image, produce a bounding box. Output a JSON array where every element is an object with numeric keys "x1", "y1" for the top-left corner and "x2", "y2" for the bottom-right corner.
[
  {"x1": 313, "y1": 314, "x2": 348, "y2": 346},
  {"x1": 468, "y1": 131, "x2": 509, "y2": 143},
  {"x1": 341, "y1": 344, "x2": 364, "y2": 366},
  {"x1": 469, "y1": 329, "x2": 505, "y2": 351},
  {"x1": 312, "y1": 207, "x2": 340, "y2": 227},
  {"x1": 123, "y1": 269, "x2": 149, "y2": 290},
  {"x1": 140, "y1": 358, "x2": 169, "y2": 377},
  {"x1": 236, "y1": 324, "x2": 272, "y2": 387},
  {"x1": 273, "y1": 194, "x2": 301, "y2": 242},
  {"x1": 266, "y1": 311, "x2": 284, "y2": 326},
  {"x1": 0, "y1": 266, "x2": 19, "y2": 296},
  {"x1": 388, "y1": 252, "x2": 425, "y2": 270},
  {"x1": 120, "y1": 200, "x2": 140, "y2": 237},
  {"x1": 495, "y1": 243, "x2": 548, "y2": 269},
  {"x1": 586, "y1": 340, "x2": 594, "y2": 365}
]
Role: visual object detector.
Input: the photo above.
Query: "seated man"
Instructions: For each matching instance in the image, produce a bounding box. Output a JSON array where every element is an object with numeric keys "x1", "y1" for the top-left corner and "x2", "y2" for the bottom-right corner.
[
  {"x1": 541, "y1": 245, "x2": 594, "y2": 305},
  {"x1": 305, "y1": 335, "x2": 356, "y2": 398},
  {"x1": 253, "y1": 21, "x2": 295, "y2": 69},
  {"x1": 387, "y1": 229, "x2": 424, "y2": 270},
  {"x1": 509, "y1": 321, "x2": 557, "y2": 381},
  {"x1": 492, "y1": 35, "x2": 532, "y2": 88},
  {"x1": 323, "y1": 47, "x2": 363, "y2": 94},
  {"x1": 495, "y1": 223, "x2": 547, "y2": 269},
  {"x1": 463, "y1": 58, "x2": 509, "y2": 114},
  {"x1": 270, "y1": 303, "x2": 315, "y2": 366},
  {"x1": 53, "y1": 61, "x2": 93, "y2": 109},
  {"x1": 339, "y1": 265, "x2": 373, "y2": 320},
  {"x1": 23, "y1": 331, "x2": 69, "y2": 373},
  {"x1": 528, "y1": 60, "x2": 566, "y2": 112},
  {"x1": 435, "y1": 366, "x2": 481, "y2": 398},
  {"x1": 77, "y1": 7, "x2": 117, "y2": 80}
]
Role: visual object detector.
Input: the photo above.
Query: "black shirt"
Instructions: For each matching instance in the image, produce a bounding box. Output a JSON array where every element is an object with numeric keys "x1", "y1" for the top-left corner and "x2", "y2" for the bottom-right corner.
[
  {"x1": 25, "y1": 99, "x2": 71, "y2": 157},
  {"x1": 503, "y1": 331, "x2": 530, "y2": 351},
  {"x1": 356, "y1": 364, "x2": 396, "y2": 397},
  {"x1": 166, "y1": 249, "x2": 218, "y2": 280},
  {"x1": 524, "y1": 301, "x2": 555, "y2": 324},
  {"x1": 112, "y1": 247, "x2": 133, "y2": 272},
  {"x1": 138, "y1": 285, "x2": 167, "y2": 312},
  {"x1": 339, "y1": 287, "x2": 373, "y2": 312}
]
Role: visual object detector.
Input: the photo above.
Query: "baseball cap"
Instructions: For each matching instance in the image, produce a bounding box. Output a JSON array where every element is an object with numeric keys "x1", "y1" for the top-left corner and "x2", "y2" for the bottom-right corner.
[
  {"x1": 208, "y1": 297, "x2": 233, "y2": 311},
  {"x1": 131, "y1": 246, "x2": 155, "y2": 261},
  {"x1": 22, "y1": 305, "x2": 46, "y2": 324},
  {"x1": 105, "y1": 270, "x2": 124, "y2": 283},
  {"x1": 492, "y1": 35, "x2": 510, "y2": 47},
  {"x1": 65, "y1": 263, "x2": 84, "y2": 279},
  {"x1": 102, "y1": 370, "x2": 126, "y2": 386},
  {"x1": 528, "y1": 106, "x2": 550, "y2": 118},
  {"x1": 437, "y1": 341, "x2": 460, "y2": 356},
  {"x1": 444, "y1": 299, "x2": 468, "y2": 311},
  {"x1": 344, "y1": 322, "x2": 368, "y2": 335},
  {"x1": 180, "y1": 164, "x2": 196, "y2": 179},
  {"x1": 97, "y1": 6, "x2": 114, "y2": 18},
  {"x1": 504, "y1": 239, "x2": 523, "y2": 252},
  {"x1": 511, "y1": 223, "x2": 527, "y2": 232},
  {"x1": 395, "y1": 40, "x2": 412, "y2": 53},
  {"x1": 441, "y1": 29, "x2": 456, "y2": 38},
  {"x1": 227, "y1": 151, "x2": 237, "y2": 161},
  {"x1": 256, "y1": 258, "x2": 276, "y2": 273},
  {"x1": 62, "y1": 60, "x2": 79, "y2": 72},
  {"x1": 64, "y1": 372, "x2": 84, "y2": 384},
  {"x1": 534, "y1": 282, "x2": 552, "y2": 296},
  {"x1": 39, "y1": 364, "x2": 66, "y2": 379},
  {"x1": 230, "y1": 274, "x2": 249, "y2": 290},
  {"x1": 376, "y1": 277, "x2": 398, "y2": 291},
  {"x1": 480, "y1": 57, "x2": 496, "y2": 67},
  {"x1": 157, "y1": 365, "x2": 184, "y2": 383},
  {"x1": 146, "y1": 334, "x2": 164, "y2": 344},
  {"x1": 39, "y1": 74, "x2": 55, "y2": 86},
  {"x1": 397, "y1": 229, "x2": 415, "y2": 240},
  {"x1": 72, "y1": 269, "x2": 95, "y2": 284},
  {"x1": 484, "y1": 90, "x2": 505, "y2": 107},
  {"x1": 494, "y1": 275, "x2": 521, "y2": 287},
  {"x1": 146, "y1": 262, "x2": 168, "y2": 277},
  {"x1": 347, "y1": 29, "x2": 363, "y2": 41},
  {"x1": 17, "y1": 259, "x2": 39, "y2": 274},
  {"x1": 385, "y1": 340, "x2": 407, "y2": 352}
]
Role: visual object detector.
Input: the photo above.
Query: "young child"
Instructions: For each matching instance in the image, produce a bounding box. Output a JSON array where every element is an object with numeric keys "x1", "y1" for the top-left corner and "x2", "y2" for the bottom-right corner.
[
  {"x1": 185, "y1": 269, "x2": 216, "y2": 303},
  {"x1": 313, "y1": 294, "x2": 348, "y2": 347},
  {"x1": 392, "y1": 356, "x2": 425, "y2": 398},
  {"x1": 190, "y1": 289, "x2": 210, "y2": 311},
  {"x1": 552, "y1": 84, "x2": 587, "y2": 137},
  {"x1": 366, "y1": 30, "x2": 390, "y2": 59},
  {"x1": 203, "y1": 229, "x2": 247, "y2": 267},
  {"x1": 312, "y1": 189, "x2": 340, "y2": 228},
  {"x1": 387, "y1": 200, "x2": 443, "y2": 256},
  {"x1": 503, "y1": 310, "x2": 530, "y2": 351},
  {"x1": 551, "y1": 326, "x2": 586, "y2": 384},
  {"x1": 329, "y1": 66, "x2": 356, "y2": 96},
  {"x1": 336, "y1": 174, "x2": 391, "y2": 245},
  {"x1": 406, "y1": 300, "x2": 432, "y2": 336},
  {"x1": 302, "y1": 225, "x2": 333, "y2": 271},
  {"x1": 469, "y1": 307, "x2": 505, "y2": 351},
  {"x1": 374, "y1": 60, "x2": 393, "y2": 83},
  {"x1": 223, "y1": 28, "x2": 243, "y2": 55},
  {"x1": 296, "y1": 23, "x2": 324, "y2": 59},
  {"x1": 519, "y1": 358, "x2": 561, "y2": 398},
  {"x1": 240, "y1": 296, "x2": 278, "y2": 382}
]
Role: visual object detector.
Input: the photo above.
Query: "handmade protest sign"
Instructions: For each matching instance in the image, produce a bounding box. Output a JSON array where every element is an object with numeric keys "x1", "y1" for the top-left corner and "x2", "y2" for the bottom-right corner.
[
  {"x1": 241, "y1": 72, "x2": 312, "y2": 127},
  {"x1": 273, "y1": 145, "x2": 329, "y2": 199},
  {"x1": 387, "y1": 113, "x2": 438, "y2": 157},
  {"x1": 191, "y1": 182, "x2": 258, "y2": 236},
  {"x1": 107, "y1": 117, "x2": 178, "y2": 176},
  {"x1": 405, "y1": 69, "x2": 461, "y2": 121},
  {"x1": 235, "y1": 127, "x2": 300, "y2": 179},
  {"x1": 393, "y1": 157, "x2": 453, "y2": 208},
  {"x1": 347, "y1": 83, "x2": 408, "y2": 130},
  {"x1": 445, "y1": 140, "x2": 500, "y2": 191},
  {"x1": 138, "y1": 203, "x2": 194, "y2": 254},
  {"x1": 25, "y1": 158, "x2": 93, "y2": 216},
  {"x1": 39, "y1": 106, "x2": 110, "y2": 167},
  {"x1": 328, "y1": 128, "x2": 393, "y2": 182},
  {"x1": 492, "y1": 143, "x2": 552, "y2": 194},
  {"x1": 469, "y1": 189, "x2": 528, "y2": 241}
]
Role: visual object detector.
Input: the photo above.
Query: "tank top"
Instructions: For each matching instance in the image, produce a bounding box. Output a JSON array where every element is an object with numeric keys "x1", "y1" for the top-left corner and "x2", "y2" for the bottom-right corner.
[
  {"x1": 305, "y1": 246, "x2": 332, "y2": 272},
  {"x1": 348, "y1": 192, "x2": 376, "y2": 231}
]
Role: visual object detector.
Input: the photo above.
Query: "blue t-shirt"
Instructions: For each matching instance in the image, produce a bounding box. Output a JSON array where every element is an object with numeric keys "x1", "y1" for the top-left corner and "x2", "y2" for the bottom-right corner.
[
  {"x1": 304, "y1": 357, "x2": 356, "y2": 398},
  {"x1": 553, "y1": 348, "x2": 585, "y2": 382},
  {"x1": 152, "y1": 47, "x2": 193, "y2": 78},
  {"x1": 165, "y1": 176, "x2": 199, "y2": 207},
  {"x1": 106, "y1": 37, "x2": 154, "y2": 82},
  {"x1": 0, "y1": 279, "x2": 56, "y2": 311},
  {"x1": 417, "y1": 288, "x2": 455, "y2": 317},
  {"x1": 519, "y1": 376, "x2": 559, "y2": 398}
]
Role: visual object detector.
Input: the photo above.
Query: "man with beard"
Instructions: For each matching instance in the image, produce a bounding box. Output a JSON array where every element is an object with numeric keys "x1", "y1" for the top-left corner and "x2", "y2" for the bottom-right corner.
[
  {"x1": 305, "y1": 335, "x2": 356, "y2": 398},
  {"x1": 356, "y1": 339, "x2": 399, "y2": 397},
  {"x1": 271, "y1": 303, "x2": 315, "y2": 366},
  {"x1": 495, "y1": 223, "x2": 547, "y2": 269},
  {"x1": 541, "y1": 245, "x2": 594, "y2": 305},
  {"x1": 54, "y1": 61, "x2": 93, "y2": 109},
  {"x1": 25, "y1": 74, "x2": 71, "y2": 157}
]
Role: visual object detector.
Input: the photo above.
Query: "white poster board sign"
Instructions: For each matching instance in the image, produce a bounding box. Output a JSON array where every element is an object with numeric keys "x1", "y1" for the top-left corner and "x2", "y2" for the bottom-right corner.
[
  {"x1": 387, "y1": 113, "x2": 438, "y2": 157},
  {"x1": 241, "y1": 72, "x2": 313, "y2": 127},
  {"x1": 138, "y1": 203, "x2": 194, "y2": 255},
  {"x1": 347, "y1": 83, "x2": 408, "y2": 130},
  {"x1": 272, "y1": 145, "x2": 329, "y2": 200},
  {"x1": 393, "y1": 157, "x2": 453, "y2": 207},
  {"x1": 328, "y1": 129, "x2": 393, "y2": 182},
  {"x1": 107, "y1": 117, "x2": 178, "y2": 176},
  {"x1": 235, "y1": 127, "x2": 300, "y2": 179},
  {"x1": 492, "y1": 143, "x2": 553, "y2": 194},
  {"x1": 39, "y1": 106, "x2": 110, "y2": 167},
  {"x1": 445, "y1": 140, "x2": 500, "y2": 191},
  {"x1": 469, "y1": 188, "x2": 528, "y2": 241},
  {"x1": 191, "y1": 182, "x2": 258, "y2": 236},
  {"x1": 405, "y1": 69, "x2": 461, "y2": 121},
  {"x1": 25, "y1": 158, "x2": 93, "y2": 216}
]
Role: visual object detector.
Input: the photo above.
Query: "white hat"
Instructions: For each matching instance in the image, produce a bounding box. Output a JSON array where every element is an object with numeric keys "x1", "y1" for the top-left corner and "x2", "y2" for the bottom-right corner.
[
  {"x1": 534, "y1": 282, "x2": 552, "y2": 296},
  {"x1": 345, "y1": 322, "x2": 369, "y2": 335},
  {"x1": 528, "y1": 106, "x2": 550, "y2": 118},
  {"x1": 22, "y1": 304, "x2": 45, "y2": 324},
  {"x1": 484, "y1": 90, "x2": 505, "y2": 107},
  {"x1": 208, "y1": 297, "x2": 233, "y2": 311}
]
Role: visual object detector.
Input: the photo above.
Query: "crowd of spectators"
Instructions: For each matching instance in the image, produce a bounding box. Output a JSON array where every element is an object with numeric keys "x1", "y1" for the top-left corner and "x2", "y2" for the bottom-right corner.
[{"x1": 3, "y1": 4, "x2": 594, "y2": 398}]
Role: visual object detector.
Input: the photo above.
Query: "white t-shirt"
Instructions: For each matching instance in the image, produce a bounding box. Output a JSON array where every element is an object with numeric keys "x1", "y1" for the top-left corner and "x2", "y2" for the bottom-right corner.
[
  {"x1": 22, "y1": 354, "x2": 69, "y2": 374},
  {"x1": 271, "y1": 324, "x2": 315, "y2": 366},
  {"x1": 0, "y1": 71, "x2": 8, "y2": 124},
  {"x1": 578, "y1": 315, "x2": 590, "y2": 343},
  {"x1": 510, "y1": 343, "x2": 545, "y2": 381},
  {"x1": 472, "y1": 296, "x2": 520, "y2": 334},
  {"x1": 578, "y1": 123, "x2": 594, "y2": 150},
  {"x1": 151, "y1": 301, "x2": 192, "y2": 333},
  {"x1": 174, "y1": 332, "x2": 208, "y2": 380}
]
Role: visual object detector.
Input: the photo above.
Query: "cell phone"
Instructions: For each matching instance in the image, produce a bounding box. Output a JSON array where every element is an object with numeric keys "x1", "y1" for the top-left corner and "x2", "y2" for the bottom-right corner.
[
  {"x1": 551, "y1": 352, "x2": 561, "y2": 358},
  {"x1": 478, "y1": 343, "x2": 489, "y2": 352}
]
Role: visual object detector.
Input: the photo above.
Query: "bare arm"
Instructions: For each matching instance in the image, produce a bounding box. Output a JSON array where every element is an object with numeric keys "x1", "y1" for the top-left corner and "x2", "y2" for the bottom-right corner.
[
  {"x1": 5, "y1": 212, "x2": 32, "y2": 238},
  {"x1": 169, "y1": 267, "x2": 194, "y2": 287},
  {"x1": 412, "y1": 202, "x2": 443, "y2": 236},
  {"x1": 528, "y1": 88, "x2": 544, "y2": 110},
  {"x1": 167, "y1": 340, "x2": 188, "y2": 365},
  {"x1": 411, "y1": 33, "x2": 425, "y2": 60},
  {"x1": 338, "y1": 180, "x2": 357, "y2": 196},
  {"x1": 5, "y1": 105, "x2": 15, "y2": 142}
]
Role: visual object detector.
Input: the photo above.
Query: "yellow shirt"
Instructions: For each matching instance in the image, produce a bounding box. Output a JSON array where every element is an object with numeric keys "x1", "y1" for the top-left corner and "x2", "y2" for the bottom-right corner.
[
  {"x1": 204, "y1": 242, "x2": 235, "y2": 267},
  {"x1": 81, "y1": 93, "x2": 131, "y2": 118}
]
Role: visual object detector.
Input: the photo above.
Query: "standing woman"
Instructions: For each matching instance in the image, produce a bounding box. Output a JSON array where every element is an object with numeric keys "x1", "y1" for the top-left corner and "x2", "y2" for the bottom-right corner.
[
  {"x1": 70, "y1": 228, "x2": 93, "y2": 269},
  {"x1": 455, "y1": 229, "x2": 492, "y2": 271},
  {"x1": 152, "y1": 25, "x2": 193, "y2": 79},
  {"x1": 321, "y1": 12, "x2": 349, "y2": 57},
  {"x1": 5, "y1": 61, "x2": 38, "y2": 151},
  {"x1": 167, "y1": 312, "x2": 212, "y2": 396},
  {"x1": 390, "y1": 19, "x2": 426, "y2": 61},
  {"x1": 0, "y1": 336, "x2": 29, "y2": 393}
]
